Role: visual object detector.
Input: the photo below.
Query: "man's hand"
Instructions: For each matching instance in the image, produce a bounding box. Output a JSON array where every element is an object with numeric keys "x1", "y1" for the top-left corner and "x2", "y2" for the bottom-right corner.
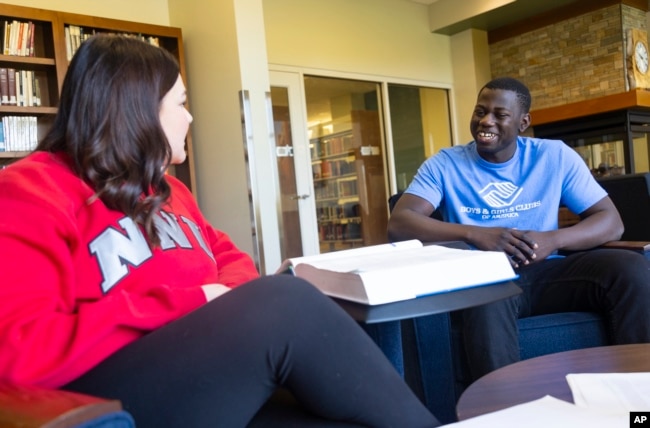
[{"x1": 469, "y1": 227, "x2": 541, "y2": 268}]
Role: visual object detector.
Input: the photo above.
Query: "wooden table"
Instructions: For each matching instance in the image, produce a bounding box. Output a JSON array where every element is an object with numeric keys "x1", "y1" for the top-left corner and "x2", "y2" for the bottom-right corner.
[{"x1": 456, "y1": 343, "x2": 650, "y2": 421}]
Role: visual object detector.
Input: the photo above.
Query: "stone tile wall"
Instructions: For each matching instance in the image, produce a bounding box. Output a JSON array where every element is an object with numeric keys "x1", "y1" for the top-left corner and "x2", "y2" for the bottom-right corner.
[{"x1": 489, "y1": 5, "x2": 646, "y2": 110}]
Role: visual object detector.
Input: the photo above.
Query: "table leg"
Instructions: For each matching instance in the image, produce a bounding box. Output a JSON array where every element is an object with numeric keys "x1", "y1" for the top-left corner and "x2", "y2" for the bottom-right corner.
[
  {"x1": 360, "y1": 321, "x2": 404, "y2": 376},
  {"x1": 404, "y1": 313, "x2": 458, "y2": 424}
]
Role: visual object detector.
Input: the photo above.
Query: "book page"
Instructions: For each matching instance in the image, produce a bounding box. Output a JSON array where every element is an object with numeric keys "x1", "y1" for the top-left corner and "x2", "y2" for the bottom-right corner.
[
  {"x1": 298, "y1": 244, "x2": 493, "y2": 273},
  {"x1": 276, "y1": 240, "x2": 423, "y2": 273},
  {"x1": 566, "y1": 372, "x2": 650, "y2": 414}
]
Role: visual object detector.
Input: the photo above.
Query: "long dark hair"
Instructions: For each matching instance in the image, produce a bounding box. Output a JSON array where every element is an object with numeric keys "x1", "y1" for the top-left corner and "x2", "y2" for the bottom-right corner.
[{"x1": 38, "y1": 34, "x2": 181, "y2": 247}]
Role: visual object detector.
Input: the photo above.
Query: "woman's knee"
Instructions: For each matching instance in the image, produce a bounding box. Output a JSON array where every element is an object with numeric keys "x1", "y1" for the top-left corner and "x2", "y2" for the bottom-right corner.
[
  {"x1": 246, "y1": 274, "x2": 324, "y2": 300},
  {"x1": 236, "y1": 275, "x2": 336, "y2": 317}
]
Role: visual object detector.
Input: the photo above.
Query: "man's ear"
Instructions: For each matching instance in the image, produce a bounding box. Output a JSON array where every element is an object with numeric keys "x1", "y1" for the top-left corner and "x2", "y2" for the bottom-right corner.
[{"x1": 519, "y1": 113, "x2": 531, "y2": 133}]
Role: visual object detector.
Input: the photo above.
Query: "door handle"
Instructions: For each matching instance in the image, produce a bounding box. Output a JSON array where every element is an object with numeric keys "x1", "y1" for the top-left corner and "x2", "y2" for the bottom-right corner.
[{"x1": 289, "y1": 194, "x2": 310, "y2": 200}]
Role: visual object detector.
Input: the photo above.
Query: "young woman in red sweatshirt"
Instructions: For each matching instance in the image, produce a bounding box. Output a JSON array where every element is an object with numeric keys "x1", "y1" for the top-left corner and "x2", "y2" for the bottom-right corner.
[{"x1": 0, "y1": 34, "x2": 438, "y2": 427}]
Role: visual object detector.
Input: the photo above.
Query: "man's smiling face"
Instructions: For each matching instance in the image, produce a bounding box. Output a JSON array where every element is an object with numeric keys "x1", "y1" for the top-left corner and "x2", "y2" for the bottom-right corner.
[{"x1": 470, "y1": 88, "x2": 530, "y2": 164}]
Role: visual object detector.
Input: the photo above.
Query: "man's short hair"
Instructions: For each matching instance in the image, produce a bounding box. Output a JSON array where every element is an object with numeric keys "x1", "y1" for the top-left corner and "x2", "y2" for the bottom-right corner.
[{"x1": 482, "y1": 77, "x2": 531, "y2": 113}]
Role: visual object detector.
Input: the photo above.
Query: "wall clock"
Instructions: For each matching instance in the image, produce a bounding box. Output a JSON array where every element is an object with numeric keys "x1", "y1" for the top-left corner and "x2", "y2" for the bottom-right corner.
[
  {"x1": 634, "y1": 39, "x2": 648, "y2": 74},
  {"x1": 627, "y1": 28, "x2": 650, "y2": 89}
]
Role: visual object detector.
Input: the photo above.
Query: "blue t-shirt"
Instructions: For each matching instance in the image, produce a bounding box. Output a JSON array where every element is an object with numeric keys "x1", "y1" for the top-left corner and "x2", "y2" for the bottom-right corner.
[{"x1": 406, "y1": 136, "x2": 606, "y2": 231}]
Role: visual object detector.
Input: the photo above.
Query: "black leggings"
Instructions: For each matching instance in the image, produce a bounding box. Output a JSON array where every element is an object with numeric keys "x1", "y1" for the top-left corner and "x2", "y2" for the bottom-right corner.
[{"x1": 64, "y1": 275, "x2": 439, "y2": 427}]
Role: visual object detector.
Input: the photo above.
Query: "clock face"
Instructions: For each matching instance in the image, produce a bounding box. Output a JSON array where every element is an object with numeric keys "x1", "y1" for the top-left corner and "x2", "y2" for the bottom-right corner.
[{"x1": 635, "y1": 40, "x2": 649, "y2": 75}]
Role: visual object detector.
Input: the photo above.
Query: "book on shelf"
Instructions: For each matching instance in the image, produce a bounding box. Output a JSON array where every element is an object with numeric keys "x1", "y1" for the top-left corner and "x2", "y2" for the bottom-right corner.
[
  {"x1": 1, "y1": 115, "x2": 38, "y2": 152},
  {"x1": 2, "y1": 20, "x2": 34, "y2": 57},
  {"x1": 7, "y1": 68, "x2": 16, "y2": 105},
  {"x1": 0, "y1": 123, "x2": 5, "y2": 152},
  {"x1": 0, "y1": 68, "x2": 8, "y2": 105},
  {"x1": 277, "y1": 240, "x2": 518, "y2": 305}
]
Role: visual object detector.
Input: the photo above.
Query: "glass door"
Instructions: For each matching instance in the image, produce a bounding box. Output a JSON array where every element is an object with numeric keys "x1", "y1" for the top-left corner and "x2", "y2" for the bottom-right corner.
[
  {"x1": 387, "y1": 84, "x2": 453, "y2": 192},
  {"x1": 271, "y1": 74, "x2": 450, "y2": 257},
  {"x1": 269, "y1": 71, "x2": 320, "y2": 260},
  {"x1": 304, "y1": 76, "x2": 389, "y2": 253}
]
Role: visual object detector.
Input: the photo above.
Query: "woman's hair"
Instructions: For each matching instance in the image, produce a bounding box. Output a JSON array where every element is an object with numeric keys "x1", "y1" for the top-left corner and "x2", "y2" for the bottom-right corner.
[{"x1": 38, "y1": 34, "x2": 181, "y2": 247}]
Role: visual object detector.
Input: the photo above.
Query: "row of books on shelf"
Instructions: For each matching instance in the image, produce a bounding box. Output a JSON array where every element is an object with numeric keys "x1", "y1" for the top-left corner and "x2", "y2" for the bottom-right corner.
[
  {"x1": 314, "y1": 186, "x2": 359, "y2": 201},
  {"x1": 317, "y1": 203, "x2": 361, "y2": 221},
  {"x1": 315, "y1": 181, "x2": 358, "y2": 200},
  {"x1": 0, "y1": 115, "x2": 38, "y2": 152},
  {"x1": 2, "y1": 20, "x2": 35, "y2": 57},
  {"x1": 65, "y1": 25, "x2": 161, "y2": 61},
  {"x1": 313, "y1": 158, "x2": 355, "y2": 179},
  {"x1": 311, "y1": 134, "x2": 354, "y2": 159},
  {"x1": 0, "y1": 68, "x2": 41, "y2": 107},
  {"x1": 318, "y1": 222, "x2": 362, "y2": 242}
]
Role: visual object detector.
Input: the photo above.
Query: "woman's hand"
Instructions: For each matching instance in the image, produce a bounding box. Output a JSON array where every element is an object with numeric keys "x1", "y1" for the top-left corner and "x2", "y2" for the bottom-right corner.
[{"x1": 201, "y1": 284, "x2": 231, "y2": 302}]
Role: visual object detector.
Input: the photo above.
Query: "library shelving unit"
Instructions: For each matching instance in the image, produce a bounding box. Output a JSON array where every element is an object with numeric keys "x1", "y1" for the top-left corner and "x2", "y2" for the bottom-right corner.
[
  {"x1": 311, "y1": 110, "x2": 389, "y2": 253},
  {"x1": 0, "y1": 3, "x2": 196, "y2": 194}
]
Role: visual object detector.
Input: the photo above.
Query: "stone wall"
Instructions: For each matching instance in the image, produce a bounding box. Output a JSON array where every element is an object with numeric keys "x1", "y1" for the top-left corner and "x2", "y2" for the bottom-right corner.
[{"x1": 489, "y1": 4, "x2": 646, "y2": 110}]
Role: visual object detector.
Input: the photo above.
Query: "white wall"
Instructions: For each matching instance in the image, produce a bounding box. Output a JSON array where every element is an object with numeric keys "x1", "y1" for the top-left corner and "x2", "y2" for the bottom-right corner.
[
  {"x1": 451, "y1": 29, "x2": 491, "y2": 145},
  {"x1": 263, "y1": 0, "x2": 453, "y2": 84},
  {"x1": 166, "y1": 0, "x2": 260, "y2": 259},
  {"x1": 168, "y1": 0, "x2": 280, "y2": 271}
]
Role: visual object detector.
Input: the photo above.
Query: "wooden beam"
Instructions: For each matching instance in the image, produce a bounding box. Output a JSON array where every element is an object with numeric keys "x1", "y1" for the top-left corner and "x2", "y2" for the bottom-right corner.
[
  {"x1": 489, "y1": 0, "x2": 638, "y2": 44},
  {"x1": 530, "y1": 89, "x2": 650, "y2": 125}
]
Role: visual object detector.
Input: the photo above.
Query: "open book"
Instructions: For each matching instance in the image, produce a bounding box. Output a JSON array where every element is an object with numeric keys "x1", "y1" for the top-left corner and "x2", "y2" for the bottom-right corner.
[{"x1": 277, "y1": 240, "x2": 518, "y2": 305}]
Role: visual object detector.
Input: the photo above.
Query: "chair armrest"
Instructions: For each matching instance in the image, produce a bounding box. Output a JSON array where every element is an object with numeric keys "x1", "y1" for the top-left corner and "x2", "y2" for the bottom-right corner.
[
  {"x1": 0, "y1": 382, "x2": 124, "y2": 428},
  {"x1": 600, "y1": 240, "x2": 650, "y2": 252},
  {"x1": 559, "y1": 240, "x2": 650, "y2": 258}
]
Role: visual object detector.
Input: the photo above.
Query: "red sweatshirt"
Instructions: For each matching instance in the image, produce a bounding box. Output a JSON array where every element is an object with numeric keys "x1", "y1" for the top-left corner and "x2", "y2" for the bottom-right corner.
[{"x1": 0, "y1": 151, "x2": 259, "y2": 387}]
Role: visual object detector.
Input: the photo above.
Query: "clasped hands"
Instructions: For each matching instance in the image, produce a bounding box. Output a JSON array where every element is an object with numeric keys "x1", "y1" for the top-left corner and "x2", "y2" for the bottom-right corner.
[{"x1": 472, "y1": 228, "x2": 556, "y2": 268}]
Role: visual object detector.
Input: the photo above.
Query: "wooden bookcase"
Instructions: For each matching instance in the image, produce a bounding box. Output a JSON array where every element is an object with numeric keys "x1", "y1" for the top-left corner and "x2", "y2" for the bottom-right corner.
[
  {"x1": 0, "y1": 3, "x2": 196, "y2": 194},
  {"x1": 311, "y1": 110, "x2": 389, "y2": 253}
]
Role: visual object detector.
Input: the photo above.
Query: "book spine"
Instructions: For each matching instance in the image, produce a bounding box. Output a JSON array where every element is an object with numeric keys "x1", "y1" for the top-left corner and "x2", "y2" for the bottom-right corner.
[
  {"x1": 25, "y1": 70, "x2": 33, "y2": 106},
  {"x1": 9, "y1": 20, "x2": 18, "y2": 55},
  {"x1": 33, "y1": 74, "x2": 41, "y2": 107},
  {"x1": 16, "y1": 70, "x2": 24, "y2": 106},
  {"x1": 7, "y1": 68, "x2": 16, "y2": 106},
  {"x1": 16, "y1": 21, "x2": 23, "y2": 56},
  {"x1": 0, "y1": 119, "x2": 5, "y2": 152},
  {"x1": 30, "y1": 116, "x2": 37, "y2": 150},
  {"x1": 0, "y1": 68, "x2": 8, "y2": 105},
  {"x1": 28, "y1": 21, "x2": 35, "y2": 57},
  {"x1": 64, "y1": 26, "x2": 72, "y2": 61}
]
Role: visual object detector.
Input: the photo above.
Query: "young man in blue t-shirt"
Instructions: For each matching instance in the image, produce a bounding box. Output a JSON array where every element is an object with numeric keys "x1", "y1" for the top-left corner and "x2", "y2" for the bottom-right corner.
[{"x1": 388, "y1": 77, "x2": 650, "y2": 380}]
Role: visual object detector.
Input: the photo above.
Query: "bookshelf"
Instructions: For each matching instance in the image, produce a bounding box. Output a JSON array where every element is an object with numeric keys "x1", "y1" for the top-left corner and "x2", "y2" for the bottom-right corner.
[
  {"x1": 0, "y1": 3, "x2": 196, "y2": 194},
  {"x1": 311, "y1": 110, "x2": 389, "y2": 253},
  {"x1": 312, "y1": 130, "x2": 363, "y2": 250}
]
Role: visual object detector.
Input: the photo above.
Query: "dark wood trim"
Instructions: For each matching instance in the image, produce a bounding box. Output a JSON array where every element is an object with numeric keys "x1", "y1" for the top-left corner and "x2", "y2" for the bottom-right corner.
[
  {"x1": 530, "y1": 89, "x2": 650, "y2": 126},
  {"x1": 601, "y1": 240, "x2": 650, "y2": 251},
  {"x1": 622, "y1": 0, "x2": 648, "y2": 11},
  {"x1": 488, "y1": 0, "x2": 636, "y2": 44}
]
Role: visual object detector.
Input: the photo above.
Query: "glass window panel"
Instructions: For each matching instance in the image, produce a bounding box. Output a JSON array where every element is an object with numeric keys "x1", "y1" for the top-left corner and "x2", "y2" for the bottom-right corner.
[
  {"x1": 632, "y1": 133, "x2": 650, "y2": 173},
  {"x1": 387, "y1": 84, "x2": 452, "y2": 192},
  {"x1": 566, "y1": 136, "x2": 626, "y2": 177}
]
